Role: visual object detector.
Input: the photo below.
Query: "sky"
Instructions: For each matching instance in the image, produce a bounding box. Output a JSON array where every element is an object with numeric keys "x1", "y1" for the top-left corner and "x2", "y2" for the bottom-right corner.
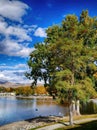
[{"x1": 0, "y1": 0, "x2": 97, "y2": 84}]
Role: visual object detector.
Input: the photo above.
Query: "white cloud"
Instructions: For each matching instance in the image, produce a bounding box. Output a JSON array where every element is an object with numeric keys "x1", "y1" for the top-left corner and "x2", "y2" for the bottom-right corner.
[
  {"x1": 0, "y1": 19, "x2": 33, "y2": 42},
  {"x1": 0, "y1": 64, "x2": 28, "y2": 70},
  {"x1": 6, "y1": 26, "x2": 32, "y2": 42},
  {"x1": 0, "y1": 73, "x2": 5, "y2": 78},
  {"x1": 0, "y1": 19, "x2": 8, "y2": 34},
  {"x1": 0, "y1": 63, "x2": 44, "y2": 84},
  {"x1": 0, "y1": 6, "x2": 35, "y2": 57},
  {"x1": 0, "y1": 38, "x2": 34, "y2": 57},
  {"x1": 0, "y1": 0, "x2": 39, "y2": 58},
  {"x1": 15, "y1": 47, "x2": 34, "y2": 57},
  {"x1": 0, "y1": 63, "x2": 32, "y2": 84},
  {"x1": 0, "y1": 69, "x2": 44, "y2": 84},
  {"x1": 34, "y1": 27, "x2": 47, "y2": 37},
  {"x1": 0, "y1": 0, "x2": 29, "y2": 22},
  {"x1": 0, "y1": 0, "x2": 43, "y2": 84},
  {"x1": 0, "y1": 70, "x2": 32, "y2": 84},
  {"x1": 14, "y1": 64, "x2": 27, "y2": 69}
]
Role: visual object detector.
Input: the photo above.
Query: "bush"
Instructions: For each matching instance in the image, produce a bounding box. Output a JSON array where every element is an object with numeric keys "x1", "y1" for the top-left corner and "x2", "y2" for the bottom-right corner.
[{"x1": 81, "y1": 101, "x2": 97, "y2": 114}]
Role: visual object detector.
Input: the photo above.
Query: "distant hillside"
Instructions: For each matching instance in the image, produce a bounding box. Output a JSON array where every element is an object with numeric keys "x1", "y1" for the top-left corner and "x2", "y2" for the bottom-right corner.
[
  {"x1": 0, "y1": 81, "x2": 31, "y2": 88},
  {"x1": 0, "y1": 81, "x2": 7, "y2": 84}
]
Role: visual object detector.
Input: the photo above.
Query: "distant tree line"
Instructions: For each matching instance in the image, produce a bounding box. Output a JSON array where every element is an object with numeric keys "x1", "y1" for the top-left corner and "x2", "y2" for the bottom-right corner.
[{"x1": 0, "y1": 85, "x2": 48, "y2": 96}]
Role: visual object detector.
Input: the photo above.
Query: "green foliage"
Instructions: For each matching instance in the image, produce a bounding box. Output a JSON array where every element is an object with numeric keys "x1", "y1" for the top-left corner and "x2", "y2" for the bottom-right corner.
[
  {"x1": 26, "y1": 10, "x2": 97, "y2": 102},
  {"x1": 55, "y1": 77, "x2": 97, "y2": 102},
  {"x1": 82, "y1": 101, "x2": 97, "y2": 114},
  {"x1": 0, "y1": 87, "x2": 6, "y2": 92}
]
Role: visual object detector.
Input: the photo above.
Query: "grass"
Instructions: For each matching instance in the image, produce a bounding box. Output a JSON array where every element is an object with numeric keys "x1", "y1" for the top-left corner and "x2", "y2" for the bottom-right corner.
[
  {"x1": 57, "y1": 114, "x2": 97, "y2": 123},
  {"x1": 55, "y1": 114, "x2": 97, "y2": 130},
  {"x1": 30, "y1": 114, "x2": 97, "y2": 130},
  {"x1": 55, "y1": 120, "x2": 97, "y2": 130}
]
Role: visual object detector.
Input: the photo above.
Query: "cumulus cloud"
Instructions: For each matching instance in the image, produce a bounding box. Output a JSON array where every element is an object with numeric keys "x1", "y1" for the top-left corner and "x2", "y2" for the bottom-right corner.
[
  {"x1": 0, "y1": 64, "x2": 28, "y2": 70},
  {"x1": 0, "y1": 0, "x2": 45, "y2": 84},
  {"x1": 34, "y1": 27, "x2": 47, "y2": 37},
  {"x1": 0, "y1": 64, "x2": 44, "y2": 84},
  {"x1": 0, "y1": 70, "x2": 32, "y2": 84},
  {"x1": 0, "y1": 0, "x2": 36, "y2": 58},
  {"x1": 0, "y1": 70, "x2": 44, "y2": 84},
  {"x1": 6, "y1": 26, "x2": 32, "y2": 42},
  {"x1": 0, "y1": 19, "x2": 33, "y2": 42},
  {"x1": 0, "y1": 19, "x2": 8, "y2": 34},
  {"x1": 0, "y1": 63, "x2": 31, "y2": 84},
  {"x1": 0, "y1": 38, "x2": 34, "y2": 57},
  {"x1": 0, "y1": 0, "x2": 29, "y2": 22}
]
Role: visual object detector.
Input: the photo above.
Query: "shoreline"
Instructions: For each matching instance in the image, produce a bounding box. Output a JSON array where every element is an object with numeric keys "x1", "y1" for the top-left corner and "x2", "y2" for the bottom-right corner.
[
  {"x1": 0, "y1": 116, "x2": 64, "y2": 130},
  {"x1": 1, "y1": 114, "x2": 97, "y2": 130},
  {"x1": 0, "y1": 95, "x2": 53, "y2": 99},
  {"x1": 16, "y1": 95, "x2": 53, "y2": 99}
]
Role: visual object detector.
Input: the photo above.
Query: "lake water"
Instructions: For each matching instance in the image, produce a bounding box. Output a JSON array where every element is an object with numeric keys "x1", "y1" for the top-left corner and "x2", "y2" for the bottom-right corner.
[{"x1": 0, "y1": 97, "x2": 68, "y2": 126}]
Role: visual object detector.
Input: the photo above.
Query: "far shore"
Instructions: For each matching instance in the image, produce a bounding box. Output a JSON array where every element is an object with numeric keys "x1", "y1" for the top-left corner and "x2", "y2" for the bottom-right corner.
[
  {"x1": 16, "y1": 95, "x2": 53, "y2": 99},
  {"x1": 0, "y1": 95, "x2": 53, "y2": 99}
]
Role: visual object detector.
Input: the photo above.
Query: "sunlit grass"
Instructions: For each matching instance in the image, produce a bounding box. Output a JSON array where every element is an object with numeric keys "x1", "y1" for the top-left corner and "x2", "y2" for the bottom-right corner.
[
  {"x1": 30, "y1": 114, "x2": 97, "y2": 130},
  {"x1": 55, "y1": 120, "x2": 97, "y2": 130}
]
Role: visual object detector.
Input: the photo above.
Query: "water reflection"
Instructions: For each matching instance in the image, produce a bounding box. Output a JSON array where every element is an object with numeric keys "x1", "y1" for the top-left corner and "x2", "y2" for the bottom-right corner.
[{"x1": 0, "y1": 97, "x2": 68, "y2": 126}]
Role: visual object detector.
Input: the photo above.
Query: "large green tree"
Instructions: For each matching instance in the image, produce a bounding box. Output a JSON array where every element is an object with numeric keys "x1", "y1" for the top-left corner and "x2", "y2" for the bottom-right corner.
[{"x1": 26, "y1": 10, "x2": 97, "y2": 101}]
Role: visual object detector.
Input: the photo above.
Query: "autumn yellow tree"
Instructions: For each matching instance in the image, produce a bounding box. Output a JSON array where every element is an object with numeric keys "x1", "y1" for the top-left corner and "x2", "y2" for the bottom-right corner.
[{"x1": 34, "y1": 86, "x2": 47, "y2": 95}]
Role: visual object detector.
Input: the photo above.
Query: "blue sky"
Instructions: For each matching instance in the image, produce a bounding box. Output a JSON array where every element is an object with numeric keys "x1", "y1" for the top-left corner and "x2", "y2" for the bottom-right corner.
[{"x1": 0, "y1": 0, "x2": 97, "y2": 84}]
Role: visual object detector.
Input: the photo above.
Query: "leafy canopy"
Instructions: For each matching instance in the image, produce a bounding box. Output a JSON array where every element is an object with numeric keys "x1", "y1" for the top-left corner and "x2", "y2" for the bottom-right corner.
[{"x1": 26, "y1": 10, "x2": 97, "y2": 101}]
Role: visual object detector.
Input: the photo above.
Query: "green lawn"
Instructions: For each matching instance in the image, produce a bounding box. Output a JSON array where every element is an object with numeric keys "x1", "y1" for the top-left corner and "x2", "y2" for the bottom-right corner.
[
  {"x1": 55, "y1": 120, "x2": 97, "y2": 130},
  {"x1": 30, "y1": 114, "x2": 97, "y2": 130}
]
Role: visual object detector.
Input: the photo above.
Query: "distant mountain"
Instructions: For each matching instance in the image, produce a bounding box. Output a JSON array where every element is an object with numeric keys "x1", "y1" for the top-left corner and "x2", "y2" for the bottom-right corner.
[
  {"x1": 0, "y1": 81, "x2": 31, "y2": 88},
  {"x1": 0, "y1": 81, "x2": 7, "y2": 84}
]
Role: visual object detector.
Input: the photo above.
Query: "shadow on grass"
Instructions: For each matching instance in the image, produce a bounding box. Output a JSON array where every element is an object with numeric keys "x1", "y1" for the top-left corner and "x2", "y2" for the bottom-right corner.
[
  {"x1": 58, "y1": 121, "x2": 69, "y2": 126},
  {"x1": 64, "y1": 120, "x2": 97, "y2": 130},
  {"x1": 25, "y1": 116, "x2": 56, "y2": 123}
]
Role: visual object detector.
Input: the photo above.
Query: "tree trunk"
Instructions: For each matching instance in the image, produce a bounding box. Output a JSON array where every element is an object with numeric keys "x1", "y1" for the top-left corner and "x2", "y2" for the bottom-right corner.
[
  {"x1": 69, "y1": 103, "x2": 73, "y2": 125},
  {"x1": 76, "y1": 100, "x2": 80, "y2": 115},
  {"x1": 72, "y1": 100, "x2": 76, "y2": 115}
]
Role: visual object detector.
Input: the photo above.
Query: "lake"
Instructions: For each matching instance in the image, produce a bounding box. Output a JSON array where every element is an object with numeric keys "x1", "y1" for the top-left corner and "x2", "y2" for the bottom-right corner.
[{"x1": 0, "y1": 97, "x2": 68, "y2": 126}]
